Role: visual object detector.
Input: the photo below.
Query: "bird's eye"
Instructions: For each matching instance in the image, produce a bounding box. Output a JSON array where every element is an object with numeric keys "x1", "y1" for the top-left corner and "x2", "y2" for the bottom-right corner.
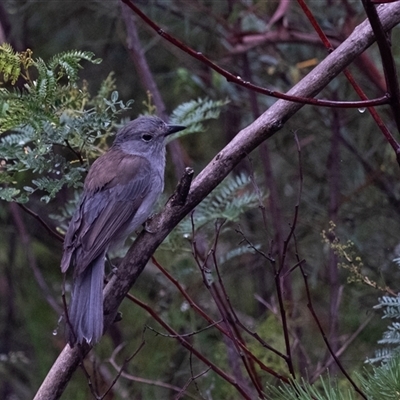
[{"x1": 141, "y1": 134, "x2": 153, "y2": 142}]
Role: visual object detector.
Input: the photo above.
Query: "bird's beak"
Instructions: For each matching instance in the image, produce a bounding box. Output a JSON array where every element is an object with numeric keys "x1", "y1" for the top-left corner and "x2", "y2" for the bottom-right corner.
[{"x1": 165, "y1": 124, "x2": 186, "y2": 136}]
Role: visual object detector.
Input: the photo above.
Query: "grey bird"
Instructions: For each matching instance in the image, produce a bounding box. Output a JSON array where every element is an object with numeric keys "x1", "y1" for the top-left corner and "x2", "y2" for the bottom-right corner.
[{"x1": 61, "y1": 116, "x2": 186, "y2": 345}]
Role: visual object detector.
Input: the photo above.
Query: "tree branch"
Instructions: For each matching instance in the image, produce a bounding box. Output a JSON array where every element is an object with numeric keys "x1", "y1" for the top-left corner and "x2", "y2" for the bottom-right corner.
[
  {"x1": 121, "y1": 0, "x2": 391, "y2": 109},
  {"x1": 34, "y1": 3, "x2": 400, "y2": 399},
  {"x1": 362, "y1": 0, "x2": 400, "y2": 146}
]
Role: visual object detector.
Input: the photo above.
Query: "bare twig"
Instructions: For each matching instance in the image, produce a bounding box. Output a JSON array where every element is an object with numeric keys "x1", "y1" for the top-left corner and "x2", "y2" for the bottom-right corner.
[
  {"x1": 189, "y1": 220, "x2": 261, "y2": 397},
  {"x1": 108, "y1": 343, "x2": 202, "y2": 400},
  {"x1": 102, "y1": 340, "x2": 146, "y2": 399},
  {"x1": 210, "y1": 235, "x2": 265, "y2": 397},
  {"x1": 151, "y1": 256, "x2": 289, "y2": 382},
  {"x1": 209, "y1": 222, "x2": 264, "y2": 398},
  {"x1": 174, "y1": 367, "x2": 210, "y2": 400},
  {"x1": 310, "y1": 314, "x2": 374, "y2": 382},
  {"x1": 300, "y1": 265, "x2": 367, "y2": 399},
  {"x1": 272, "y1": 132, "x2": 303, "y2": 378},
  {"x1": 145, "y1": 320, "x2": 222, "y2": 338},
  {"x1": 326, "y1": 108, "x2": 342, "y2": 358},
  {"x1": 64, "y1": 139, "x2": 85, "y2": 165},
  {"x1": 17, "y1": 203, "x2": 64, "y2": 242},
  {"x1": 9, "y1": 202, "x2": 62, "y2": 314},
  {"x1": 126, "y1": 293, "x2": 253, "y2": 399},
  {"x1": 169, "y1": 167, "x2": 194, "y2": 207},
  {"x1": 235, "y1": 227, "x2": 274, "y2": 263}
]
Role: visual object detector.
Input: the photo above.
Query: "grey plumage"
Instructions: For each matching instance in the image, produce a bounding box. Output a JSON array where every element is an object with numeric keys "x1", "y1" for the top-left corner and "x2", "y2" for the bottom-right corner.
[{"x1": 61, "y1": 116, "x2": 185, "y2": 345}]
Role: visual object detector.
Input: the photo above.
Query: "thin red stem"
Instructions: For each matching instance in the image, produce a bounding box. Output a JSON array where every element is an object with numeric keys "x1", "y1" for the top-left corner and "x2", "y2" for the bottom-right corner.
[{"x1": 121, "y1": 0, "x2": 389, "y2": 109}]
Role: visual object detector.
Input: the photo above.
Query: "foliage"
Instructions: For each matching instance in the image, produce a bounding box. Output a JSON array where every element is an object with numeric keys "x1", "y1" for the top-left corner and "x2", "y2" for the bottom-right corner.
[
  {"x1": 167, "y1": 96, "x2": 229, "y2": 138},
  {"x1": 269, "y1": 356, "x2": 400, "y2": 400},
  {"x1": 321, "y1": 222, "x2": 388, "y2": 291},
  {"x1": 367, "y1": 291, "x2": 400, "y2": 364},
  {"x1": 358, "y1": 355, "x2": 400, "y2": 399},
  {"x1": 163, "y1": 171, "x2": 266, "y2": 252},
  {"x1": 0, "y1": 45, "x2": 228, "y2": 205},
  {"x1": 2, "y1": 0, "x2": 400, "y2": 399},
  {"x1": 268, "y1": 375, "x2": 355, "y2": 400},
  {"x1": 0, "y1": 43, "x2": 230, "y2": 398},
  {"x1": 0, "y1": 45, "x2": 130, "y2": 203}
]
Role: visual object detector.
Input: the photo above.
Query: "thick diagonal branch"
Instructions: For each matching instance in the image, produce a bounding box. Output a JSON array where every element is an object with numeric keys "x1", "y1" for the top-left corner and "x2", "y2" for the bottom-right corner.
[{"x1": 34, "y1": 3, "x2": 400, "y2": 399}]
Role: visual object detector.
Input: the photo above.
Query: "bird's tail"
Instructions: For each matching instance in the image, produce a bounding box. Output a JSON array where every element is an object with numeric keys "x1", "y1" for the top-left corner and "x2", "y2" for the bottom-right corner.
[{"x1": 67, "y1": 255, "x2": 104, "y2": 345}]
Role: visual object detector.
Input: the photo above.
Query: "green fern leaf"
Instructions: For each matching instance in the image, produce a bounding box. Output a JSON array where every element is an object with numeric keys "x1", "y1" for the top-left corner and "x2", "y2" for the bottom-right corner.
[
  {"x1": 167, "y1": 97, "x2": 229, "y2": 140},
  {"x1": 0, "y1": 43, "x2": 21, "y2": 84}
]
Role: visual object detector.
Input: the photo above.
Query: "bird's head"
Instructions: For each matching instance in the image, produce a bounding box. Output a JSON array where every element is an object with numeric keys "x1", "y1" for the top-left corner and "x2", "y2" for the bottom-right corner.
[{"x1": 113, "y1": 116, "x2": 186, "y2": 156}]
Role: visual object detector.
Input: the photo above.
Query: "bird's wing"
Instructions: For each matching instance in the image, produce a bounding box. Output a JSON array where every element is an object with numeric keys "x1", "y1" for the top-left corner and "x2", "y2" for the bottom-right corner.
[{"x1": 62, "y1": 149, "x2": 154, "y2": 275}]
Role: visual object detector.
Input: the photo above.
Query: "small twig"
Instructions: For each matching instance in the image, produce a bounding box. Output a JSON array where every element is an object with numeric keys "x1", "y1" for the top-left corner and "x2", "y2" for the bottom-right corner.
[
  {"x1": 279, "y1": 132, "x2": 303, "y2": 275},
  {"x1": 188, "y1": 352, "x2": 201, "y2": 398},
  {"x1": 190, "y1": 221, "x2": 258, "y2": 396},
  {"x1": 17, "y1": 202, "x2": 64, "y2": 242},
  {"x1": 9, "y1": 202, "x2": 62, "y2": 314},
  {"x1": 145, "y1": 320, "x2": 222, "y2": 338},
  {"x1": 151, "y1": 256, "x2": 219, "y2": 327},
  {"x1": 169, "y1": 167, "x2": 194, "y2": 207},
  {"x1": 273, "y1": 132, "x2": 304, "y2": 378},
  {"x1": 310, "y1": 314, "x2": 374, "y2": 382},
  {"x1": 151, "y1": 256, "x2": 290, "y2": 382},
  {"x1": 174, "y1": 367, "x2": 210, "y2": 400},
  {"x1": 78, "y1": 354, "x2": 100, "y2": 398},
  {"x1": 300, "y1": 265, "x2": 367, "y2": 399},
  {"x1": 211, "y1": 228, "x2": 265, "y2": 398},
  {"x1": 108, "y1": 343, "x2": 201, "y2": 400},
  {"x1": 126, "y1": 293, "x2": 254, "y2": 399},
  {"x1": 103, "y1": 341, "x2": 146, "y2": 399},
  {"x1": 286, "y1": 259, "x2": 307, "y2": 276},
  {"x1": 210, "y1": 222, "x2": 265, "y2": 398},
  {"x1": 235, "y1": 226, "x2": 275, "y2": 262},
  {"x1": 296, "y1": 0, "x2": 333, "y2": 50}
]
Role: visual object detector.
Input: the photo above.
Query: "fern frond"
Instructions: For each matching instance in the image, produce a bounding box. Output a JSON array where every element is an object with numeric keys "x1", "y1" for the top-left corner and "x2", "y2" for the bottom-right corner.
[
  {"x1": 219, "y1": 245, "x2": 261, "y2": 265},
  {"x1": 359, "y1": 354, "x2": 400, "y2": 398},
  {"x1": 168, "y1": 97, "x2": 229, "y2": 139},
  {"x1": 268, "y1": 375, "x2": 355, "y2": 399},
  {"x1": 375, "y1": 295, "x2": 400, "y2": 307},
  {"x1": 370, "y1": 294, "x2": 400, "y2": 364},
  {"x1": 366, "y1": 347, "x2": 395, "y2": 364},
  {"x1": 194, "y1": 172, "x2": 262, "y2": 226},
  {"x1": 374, "y1": 296, "x2": 400, "y2": 319},
  {"x1": 0, "y1": 128, "x2": 34, "y2": 146},
  {"x1": 378, "y1": 323, "x2": 400, "y2": 345},
  {"x1": 0, "y1": 187, "x2": 27, "y2": 203},
  {"x1": 0, "y1": 46, "x2": 131, "y2": 203},
  {"x1": 0, "y1": 43, "x2": 21, "y2": 84},
  {"x1": 162, "y1": 172, "x2": 265, "y2": 252},
  {"x1": 48, "y1": 50, "x2": 101, "y2": 83},
  {"x1": 34, "y1": 58, "x2": 57, "y2": 104},
  {"x1": 393, "y1": 257, "x2": 400, "y2": 268}
]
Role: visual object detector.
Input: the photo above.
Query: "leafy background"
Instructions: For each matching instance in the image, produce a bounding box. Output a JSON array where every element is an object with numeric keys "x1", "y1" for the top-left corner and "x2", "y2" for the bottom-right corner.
[{"x1": 1, "y1": 0, "x2": 400, "y2": 399}]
